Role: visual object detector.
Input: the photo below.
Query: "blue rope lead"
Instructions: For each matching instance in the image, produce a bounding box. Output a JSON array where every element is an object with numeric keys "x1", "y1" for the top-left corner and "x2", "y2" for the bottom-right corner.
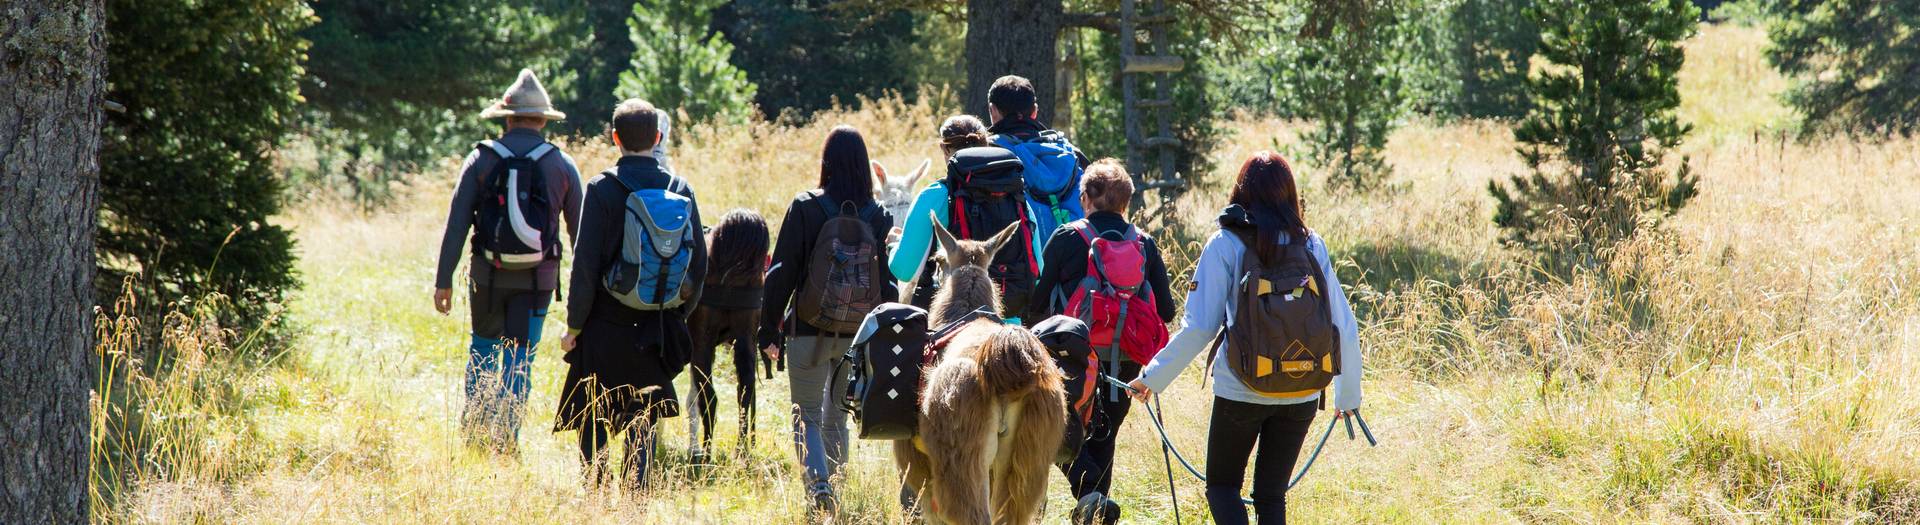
[{"x1": 1104, "y1": 375, "x2": 1377, "y2": 506}]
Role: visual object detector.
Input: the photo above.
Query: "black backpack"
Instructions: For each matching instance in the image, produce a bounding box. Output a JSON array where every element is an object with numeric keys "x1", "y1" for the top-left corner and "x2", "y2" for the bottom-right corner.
[
  {"x1": 1033, "y1": 315, "x2": 1100, "y2": 465},
  {"x1": 945, "y1": 146, "x2": 1038, "y2": 318},
  {"x1": 842, "y1": 303, "x2": 930, "y2": 440},
  {"x1": 473, "y1": 140, "x2": 562, "y2": 272}
]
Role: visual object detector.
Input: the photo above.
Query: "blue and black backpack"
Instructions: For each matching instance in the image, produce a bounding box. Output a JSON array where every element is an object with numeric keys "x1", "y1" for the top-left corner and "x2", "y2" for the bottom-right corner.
[
  {"x1": 603, "y1": 171, "x2": 696, "y2": 311},
  {"x1": 993, "y1": 130, "x2": 1085, "y2": 255}
]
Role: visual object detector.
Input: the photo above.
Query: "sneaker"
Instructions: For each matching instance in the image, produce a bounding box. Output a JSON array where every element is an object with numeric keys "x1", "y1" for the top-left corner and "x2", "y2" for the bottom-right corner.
[{"x1": 1071, "y1": 492, "x2": 1121, "y2": 525}]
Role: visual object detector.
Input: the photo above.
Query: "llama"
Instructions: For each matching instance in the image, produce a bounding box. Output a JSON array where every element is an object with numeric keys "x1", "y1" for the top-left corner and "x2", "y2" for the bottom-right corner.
[
  {"x1": 893, "y1": 218, "x2": 1066, "y2": 525},
  {"x1": 686, "y1": 209, "x2": 770, "y2": 461},
  {"x1": 873, "y1": 158, "x2": 931, "y2": 222}
]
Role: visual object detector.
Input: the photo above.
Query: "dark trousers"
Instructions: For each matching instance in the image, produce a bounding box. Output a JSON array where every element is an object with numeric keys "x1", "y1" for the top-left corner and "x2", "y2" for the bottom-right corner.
[
  {"x1": 687, "y1": 305, "x2": 759, "y2": 452},
  {"x1": 1205, "y1": 397, "x2": 1317, "y2": 525},
  {"x1": 462, "y1": 285, "x2": 550, "y2": 450},
  {"x1": 1058, "y1": 360, "x2": 1141, "y2": 499},
  {"x1": 579, "y1": 414, "x2": 656, "y2": 489}
]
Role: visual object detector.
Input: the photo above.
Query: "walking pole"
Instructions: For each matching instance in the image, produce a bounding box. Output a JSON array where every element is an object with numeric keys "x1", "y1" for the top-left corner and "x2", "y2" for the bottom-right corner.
[{"x1": 1154, "y1": 396, "x2": 1181, "y2": 523}]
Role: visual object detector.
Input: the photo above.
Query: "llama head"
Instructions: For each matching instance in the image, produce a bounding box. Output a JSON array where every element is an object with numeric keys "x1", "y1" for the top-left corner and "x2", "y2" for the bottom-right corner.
[
  {"x1": 930, "y1": 213, "x2": 1019, "y2": 273},
  {"x1": 874, "y1": 159, "x2": 930, "y2": 221}
]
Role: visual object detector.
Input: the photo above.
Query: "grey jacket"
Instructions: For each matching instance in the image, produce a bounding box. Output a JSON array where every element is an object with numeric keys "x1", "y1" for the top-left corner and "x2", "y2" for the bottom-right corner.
[
  {"x1": 1137, "y1": 229, "x2": 1363, "y2": 410},
  {"x1": 434, "y1": 127, "x2": 585, "y2": 291}
]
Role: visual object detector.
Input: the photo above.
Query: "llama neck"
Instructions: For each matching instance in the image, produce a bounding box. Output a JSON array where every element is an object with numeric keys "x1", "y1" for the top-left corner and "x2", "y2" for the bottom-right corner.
[{"x1": 931, "y1": 266, "x2": 1000, "y2": 325}]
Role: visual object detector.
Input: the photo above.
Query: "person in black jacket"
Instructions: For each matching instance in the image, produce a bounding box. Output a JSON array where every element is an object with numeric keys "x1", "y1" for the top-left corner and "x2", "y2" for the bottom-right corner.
[
  {"x1": 553, "y1": 99, "x2": 707, "y2": 489},
  {"x1": 758, "y1": 125, "x2": 899, "y2": 512},
  {"x1": 1026, "y1": 159, "x2": 1176, "y2": 525}
]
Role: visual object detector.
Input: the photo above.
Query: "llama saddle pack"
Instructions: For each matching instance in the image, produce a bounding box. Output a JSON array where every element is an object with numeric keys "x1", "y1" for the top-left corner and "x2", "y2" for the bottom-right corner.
[{"x1": 841, "y1": 304, "x2": 1102, "y2": 465}]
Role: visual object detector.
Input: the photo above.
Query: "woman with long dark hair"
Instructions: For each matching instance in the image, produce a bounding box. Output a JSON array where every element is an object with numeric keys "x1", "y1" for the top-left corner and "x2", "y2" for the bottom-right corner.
[
  {"x1": 1127, "y1": 151, "x2": 1364, "y2": 525},
  {"x1": 759, "y1": 125, "x2": 898, "y2": 512}
]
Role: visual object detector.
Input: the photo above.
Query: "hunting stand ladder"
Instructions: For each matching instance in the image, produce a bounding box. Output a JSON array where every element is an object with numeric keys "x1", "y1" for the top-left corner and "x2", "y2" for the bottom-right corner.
[{"x1": 1119, "y1": 0, "x2": 1186, "y2": 209}]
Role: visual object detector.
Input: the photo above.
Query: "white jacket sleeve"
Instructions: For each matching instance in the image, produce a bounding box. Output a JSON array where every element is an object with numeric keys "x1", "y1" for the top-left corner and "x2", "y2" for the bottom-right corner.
[
  {"x1": 1313, "y1": 235, "x2": 1363, "y2": 411},
  {"x1": 1138, "y1": 231, "x2": 1236, "y2": 394}
]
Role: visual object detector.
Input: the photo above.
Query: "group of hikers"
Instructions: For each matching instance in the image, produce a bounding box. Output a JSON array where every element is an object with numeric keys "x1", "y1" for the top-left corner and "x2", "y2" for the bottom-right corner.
[{"x1": 434, "y1": 68, "x2": 1363, "y2": 525}]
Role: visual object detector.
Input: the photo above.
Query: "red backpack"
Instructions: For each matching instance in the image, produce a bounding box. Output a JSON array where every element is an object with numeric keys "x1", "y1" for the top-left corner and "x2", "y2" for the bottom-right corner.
[{"x1": 1061, "y1": 221, "x2": 1170, "y2": 366}]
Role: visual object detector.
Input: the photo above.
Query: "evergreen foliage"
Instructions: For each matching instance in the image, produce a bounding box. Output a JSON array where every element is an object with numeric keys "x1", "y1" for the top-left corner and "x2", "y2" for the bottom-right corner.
[
  {"x1": 1768, "y1": 0, "x2": 1920, "y2": 136},
  {"x1": 302, "y1": 0, "x2": 562, "y2": 173},
  {"x1": 1488, "y1": 0, "x2": 1701, "y2": 262},
  {"x1": 100, "y1": 0, "x2": 311, "y2": 314},
  {"x1": 618, "y1": 0, "x2": 758, "y2": 123},
  {"x1": 715, "y1": 1, "x2": 924, "y2": 119}
]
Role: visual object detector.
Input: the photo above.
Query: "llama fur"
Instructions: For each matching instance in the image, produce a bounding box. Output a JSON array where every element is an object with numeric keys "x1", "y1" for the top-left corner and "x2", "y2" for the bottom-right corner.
[{"x1": 894, "y1": 219, "x2": 1066, "y2": 525}]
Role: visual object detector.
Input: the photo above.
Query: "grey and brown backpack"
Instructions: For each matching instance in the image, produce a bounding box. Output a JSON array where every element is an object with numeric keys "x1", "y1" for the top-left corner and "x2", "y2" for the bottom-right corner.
[{"x1": 795, "y1": 194, "x2": 887, "y2": 333}]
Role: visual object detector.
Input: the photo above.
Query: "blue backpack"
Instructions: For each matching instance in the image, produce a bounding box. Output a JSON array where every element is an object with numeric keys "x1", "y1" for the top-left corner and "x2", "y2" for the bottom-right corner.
[
  {"x1": 603, "y1": 172, "x2": 696, "y2": 311},
  {"x1": 994, "y1": 130, "x2": 1085, "y2": 255}
]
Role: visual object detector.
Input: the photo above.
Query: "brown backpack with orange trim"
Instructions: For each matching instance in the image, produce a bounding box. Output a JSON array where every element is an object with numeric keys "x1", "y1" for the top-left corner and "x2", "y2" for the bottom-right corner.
[{"x1": 1222, "y1": 227, "x2": 1340, "y2": 401}]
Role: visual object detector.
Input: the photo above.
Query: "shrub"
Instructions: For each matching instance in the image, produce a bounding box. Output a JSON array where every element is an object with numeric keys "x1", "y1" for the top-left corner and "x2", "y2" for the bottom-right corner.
[{"x1": 1488, "y1": 0, "x2": 1701, "y2": 265}]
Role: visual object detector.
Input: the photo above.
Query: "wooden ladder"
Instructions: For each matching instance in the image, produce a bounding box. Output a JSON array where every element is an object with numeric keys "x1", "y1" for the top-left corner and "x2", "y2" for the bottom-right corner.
[{"x1": 1120, "y1": 0, "x2": 1185, "y2": 208}]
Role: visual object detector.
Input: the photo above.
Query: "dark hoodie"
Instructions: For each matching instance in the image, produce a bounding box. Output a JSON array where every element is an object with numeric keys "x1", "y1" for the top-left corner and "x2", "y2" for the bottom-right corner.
[{"x1": 1025, "y1": 211, "x2": 1178, "y2": 351}]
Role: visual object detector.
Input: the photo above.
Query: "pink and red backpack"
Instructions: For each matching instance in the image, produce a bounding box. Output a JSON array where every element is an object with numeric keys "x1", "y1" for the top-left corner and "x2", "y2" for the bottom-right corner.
[{"x1": 1062, "y1": 221, "x2": 1170, "y2": 365}]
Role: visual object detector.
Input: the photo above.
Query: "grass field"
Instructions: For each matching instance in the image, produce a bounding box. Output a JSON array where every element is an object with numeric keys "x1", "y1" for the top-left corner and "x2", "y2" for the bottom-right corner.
[{"x1": 94, "y1": 25, "x2": 1918, "y2": 523}]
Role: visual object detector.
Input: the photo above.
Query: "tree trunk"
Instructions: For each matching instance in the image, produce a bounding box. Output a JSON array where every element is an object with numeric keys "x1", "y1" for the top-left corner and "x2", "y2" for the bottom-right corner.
[
  {"x1": 964, "y1": 0, "x2": 1063, "y2": 124},
  {"x1": 0, "y1": 0, "x2": 107, "y2": 523}
]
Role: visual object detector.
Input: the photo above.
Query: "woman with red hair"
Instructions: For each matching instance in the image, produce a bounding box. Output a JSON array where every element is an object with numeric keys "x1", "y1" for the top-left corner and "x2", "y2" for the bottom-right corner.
[{"x1": 1128, "y1": 151, "x2": 1365, "y2": 525}]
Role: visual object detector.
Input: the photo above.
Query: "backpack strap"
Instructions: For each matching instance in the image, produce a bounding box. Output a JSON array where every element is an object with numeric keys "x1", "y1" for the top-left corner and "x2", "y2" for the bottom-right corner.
[
  {"x1": 477, "y1": 140, "x2": 515, "y2": 159},
  {"x1": 524, "y1": 142, "x2": 556, "y2": 162}
]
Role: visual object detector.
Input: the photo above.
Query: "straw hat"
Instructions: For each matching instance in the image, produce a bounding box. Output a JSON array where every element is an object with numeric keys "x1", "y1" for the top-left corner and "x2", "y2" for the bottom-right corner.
[{"x1": 480, "y1": 69, "x2": 567, "y2": 121}]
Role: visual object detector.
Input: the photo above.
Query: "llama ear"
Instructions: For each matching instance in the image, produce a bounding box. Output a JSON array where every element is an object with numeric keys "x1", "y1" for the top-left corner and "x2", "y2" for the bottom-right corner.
[
  {"x1": 905, "y1": 158, "x2": 930, "y2": 189},
  {"x1": 984, "y1": 222, "x2": 1021, "y2": 258},
  {"x1": 931, "y1": 211, "x2": 960, "y2": 261}
]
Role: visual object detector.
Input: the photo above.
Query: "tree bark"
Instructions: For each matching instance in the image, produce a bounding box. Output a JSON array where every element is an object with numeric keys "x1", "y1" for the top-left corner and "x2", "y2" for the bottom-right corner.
[
  {"x1": 964, "y1": 0, "x2": 1063, "y2": 124},
  {"x1": 0, "y1": 0, "x2": 107, "y2": 523}
]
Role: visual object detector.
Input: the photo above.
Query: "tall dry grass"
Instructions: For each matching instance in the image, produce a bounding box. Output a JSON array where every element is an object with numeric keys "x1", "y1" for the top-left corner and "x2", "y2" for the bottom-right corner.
[{"x1": 96, "y1": 25, "x2": 1918, "y2": 523}]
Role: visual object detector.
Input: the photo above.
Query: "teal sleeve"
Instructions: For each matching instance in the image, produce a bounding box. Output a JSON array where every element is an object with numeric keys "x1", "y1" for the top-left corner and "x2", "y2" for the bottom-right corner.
[{"x1": 889, "y1": 183, "x2": 948, "y2": 282}]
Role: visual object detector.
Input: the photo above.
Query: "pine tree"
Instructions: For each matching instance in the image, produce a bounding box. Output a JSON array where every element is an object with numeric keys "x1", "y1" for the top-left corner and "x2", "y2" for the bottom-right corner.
[
  {"x1": 1289, "y1": 0, "x2": 1411, "y2": 191},
  {"x1": 1769, "y1": 0, "x2": 1920, "y2": 136},
  {"x1": 1488, "y1": 0, "x2": 1701, "y2": 263},
  {"x1": 101, "y1": 0, "x2": 311, "y2": 316},
  {"x1": 618, "y1": 0, "x2": 758, "y2": 123}
]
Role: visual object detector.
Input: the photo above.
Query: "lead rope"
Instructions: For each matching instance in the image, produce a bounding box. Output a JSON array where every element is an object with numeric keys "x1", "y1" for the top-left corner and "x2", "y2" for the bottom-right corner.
[{"x1": 1105, "y1": 375, "x2": 1377, "y2": 506}]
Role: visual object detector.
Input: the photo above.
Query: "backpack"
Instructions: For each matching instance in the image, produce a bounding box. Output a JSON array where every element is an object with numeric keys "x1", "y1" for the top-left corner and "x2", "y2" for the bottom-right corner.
[
  {"x1": 472, "y1": 140, "x2": 562, "y2": 271},
  {"x1": 1032, "y1": 315, "x2": 1099, "y2": 465},
  {"x1": 1059, "y1": 222, "x2": 1170, "y2": 386},
  {"x1": 946, "y1": 146, "x2": 1039, "y2": 318},
  {"x1": 843, "y1": 305, "x2": 1010, "y2": 441},
  {"x1": 842, "y1": 303, "x2": 931, "y2": 440},
  {"x1": 1222, "y1": 227, "x2": 1340, "y2": 400},
  {"x1": 796, "y1": 196, "x2": 887, "y2": 333},
  {"x1": 602, "y1": 172, "x2": 696, "y2": 311},
  {"x1": 993, "y1": 130, "x2": 1085, "y2": 254}
]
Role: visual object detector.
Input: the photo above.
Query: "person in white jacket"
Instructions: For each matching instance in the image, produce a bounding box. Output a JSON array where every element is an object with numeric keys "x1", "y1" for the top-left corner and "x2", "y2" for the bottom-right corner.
[{"x1": 1126, "y1": 151, "x2": 1362, "y2": 525}]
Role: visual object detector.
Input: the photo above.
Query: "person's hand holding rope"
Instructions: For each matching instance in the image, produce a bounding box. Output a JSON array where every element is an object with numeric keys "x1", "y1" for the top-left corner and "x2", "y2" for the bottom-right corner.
[{"x1": 1126, "y1": 377, "x2": 1153, "y2": 402}]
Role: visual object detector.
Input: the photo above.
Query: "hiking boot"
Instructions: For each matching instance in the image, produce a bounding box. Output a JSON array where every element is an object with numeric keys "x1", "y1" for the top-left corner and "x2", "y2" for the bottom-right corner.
[
  {"x1": 1071, "y1": 492, "x2": 1120, "y2": 525},
  {"x1": 808, "y1": 483, "x2": 839, "y2": 517}
]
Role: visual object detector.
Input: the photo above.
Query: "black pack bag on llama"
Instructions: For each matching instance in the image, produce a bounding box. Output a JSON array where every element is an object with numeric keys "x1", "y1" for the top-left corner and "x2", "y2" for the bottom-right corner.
[
  {"x1": 843, "y1": 303, "x2": 930, "y2": 440},
  {"x1": 1033, "y1": 315, "x2": 1099, "y2": 464},
  {"x1": 473, "y1": 140, "x2": 561, "y2": 271}
]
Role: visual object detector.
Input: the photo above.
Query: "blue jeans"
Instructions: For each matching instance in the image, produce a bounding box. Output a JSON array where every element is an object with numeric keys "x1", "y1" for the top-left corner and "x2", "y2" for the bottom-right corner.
[
  {"x1": 787, "y1": 335, "x2": 851, "y2": 491},
  {"x1": 464, "y1": 287, "x2": 549, "y2": 449}
]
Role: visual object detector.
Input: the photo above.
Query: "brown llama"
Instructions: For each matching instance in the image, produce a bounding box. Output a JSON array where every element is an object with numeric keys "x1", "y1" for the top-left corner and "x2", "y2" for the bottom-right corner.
[{"x1": 893, "y1": 218, "x2": 1066, "y2": 525}]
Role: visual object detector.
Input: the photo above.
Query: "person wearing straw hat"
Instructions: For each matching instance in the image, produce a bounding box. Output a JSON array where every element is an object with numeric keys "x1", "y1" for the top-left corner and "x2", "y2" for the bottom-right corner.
[{"x1": 433, "y1": 68, "x2": 585, "y2": 454}]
